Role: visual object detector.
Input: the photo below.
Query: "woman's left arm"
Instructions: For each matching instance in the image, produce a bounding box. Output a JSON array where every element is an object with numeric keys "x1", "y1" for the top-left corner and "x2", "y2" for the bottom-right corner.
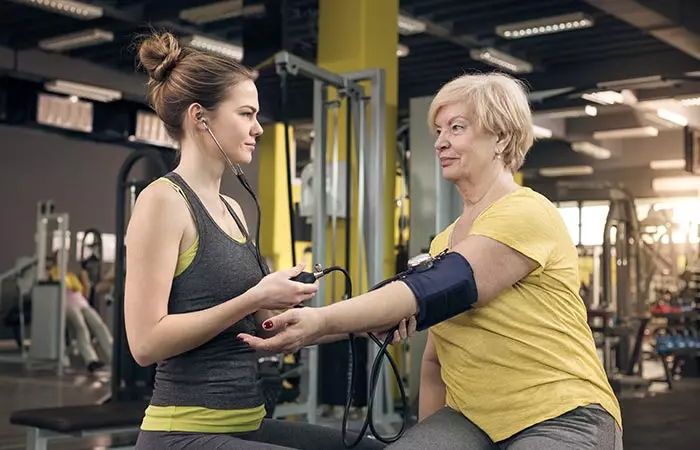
[
  {"x1": 240, "y1": 235, "x2": 537, "y2": 352},
  {"x1": 320, "y1": 235, "x2": 538, "y2": 335}
]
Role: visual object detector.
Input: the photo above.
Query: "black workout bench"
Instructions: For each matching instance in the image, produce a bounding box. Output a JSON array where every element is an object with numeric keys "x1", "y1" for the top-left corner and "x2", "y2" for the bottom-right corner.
[{"x1": 9, "y1": 401, "x2": 146, "y2": 450}]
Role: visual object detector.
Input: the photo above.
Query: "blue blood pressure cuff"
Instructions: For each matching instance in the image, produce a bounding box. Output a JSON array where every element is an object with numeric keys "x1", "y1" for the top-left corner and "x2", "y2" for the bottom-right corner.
[{"x1": 401, "y1": 252, "x2": 478, "y2": 331}]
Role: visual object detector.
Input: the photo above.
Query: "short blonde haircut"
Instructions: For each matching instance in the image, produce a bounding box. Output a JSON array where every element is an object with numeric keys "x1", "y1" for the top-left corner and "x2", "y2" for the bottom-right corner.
[{"x1": 428, "y1": 72, "x2": 534, "y2": 172}]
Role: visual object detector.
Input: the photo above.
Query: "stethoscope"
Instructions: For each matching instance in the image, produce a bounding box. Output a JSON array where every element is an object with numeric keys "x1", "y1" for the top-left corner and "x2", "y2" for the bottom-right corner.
[{"x1": 199, "y1": 116, "x2": 269, "y2": 276}]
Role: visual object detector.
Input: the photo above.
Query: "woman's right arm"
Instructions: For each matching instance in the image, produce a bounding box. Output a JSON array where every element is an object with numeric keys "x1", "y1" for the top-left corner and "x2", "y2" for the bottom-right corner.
[
  {"x1": 418, "y1": 332, "x2": 446, "y2": 421},
  {"x1": 124, "y1": 184, "x2": 262, "y2": 367}
]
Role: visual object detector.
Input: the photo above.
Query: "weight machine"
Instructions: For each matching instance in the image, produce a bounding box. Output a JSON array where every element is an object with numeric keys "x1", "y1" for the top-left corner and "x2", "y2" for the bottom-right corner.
[
  {"x1": 268, "y1": 51, "x2": 397, "y2": 432},
  {"x1": 0, "y1": 200, "x2": 69, "y2": 375},
  {"x1": 556, "y1": 181, "x2": 652, "y2": 393}
]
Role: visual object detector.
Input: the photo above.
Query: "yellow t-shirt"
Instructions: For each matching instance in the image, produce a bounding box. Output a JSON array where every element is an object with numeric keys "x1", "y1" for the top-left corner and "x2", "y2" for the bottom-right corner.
[
  {"x1": 49, "y1": 266, "x2": 83, "y2": 294},
  {"x1": 428, "y1": 187, "x2": 621, "y2": 442}
]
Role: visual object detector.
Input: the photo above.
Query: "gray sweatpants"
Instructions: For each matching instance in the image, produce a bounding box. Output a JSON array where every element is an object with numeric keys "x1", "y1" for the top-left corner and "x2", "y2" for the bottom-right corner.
[
  {"x1": 135, "y1": 419, "x2": 386, "y2": 450},
  {"x1": 385, "y1": 404, "x2": 622, "y2": 450}
]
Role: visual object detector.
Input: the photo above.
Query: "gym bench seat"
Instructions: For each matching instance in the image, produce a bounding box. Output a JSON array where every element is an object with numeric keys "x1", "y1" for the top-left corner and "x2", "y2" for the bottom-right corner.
[{"x1": 9, "y1": 401, "x2": 147, "y2": 450}]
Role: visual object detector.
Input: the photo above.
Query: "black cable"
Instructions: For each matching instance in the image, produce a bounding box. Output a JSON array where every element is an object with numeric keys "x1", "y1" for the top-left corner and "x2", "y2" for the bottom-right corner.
[
  {"x1": 279, "y1": 67, "x2": 298, "y2": 266},
  {"x1": 344, "y1": 98, "x2": 352, "y2": 280},
  {"x1": 235, "y1": 172, "x2": 269, "y2": 276},
  {"x1": 317, "y1": 266, "x2": 409, "y2": 448}
]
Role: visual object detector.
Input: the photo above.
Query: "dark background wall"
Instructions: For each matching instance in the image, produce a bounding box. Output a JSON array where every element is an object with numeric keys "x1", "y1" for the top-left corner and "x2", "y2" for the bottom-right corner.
[{"x1": 0, "y1": 124, "x2": 260, "y2": 272}]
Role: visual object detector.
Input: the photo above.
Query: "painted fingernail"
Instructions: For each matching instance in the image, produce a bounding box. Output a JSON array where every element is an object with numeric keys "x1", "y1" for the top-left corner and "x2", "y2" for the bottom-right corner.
[{"x1": 263, "y1": 321, "x2": 273, "y2": 329}]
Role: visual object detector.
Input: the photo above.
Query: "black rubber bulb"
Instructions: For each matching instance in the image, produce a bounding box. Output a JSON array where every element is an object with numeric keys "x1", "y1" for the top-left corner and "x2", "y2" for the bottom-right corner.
[{"x1": 291, "y1": 271, "x2": 317, "y2": 284}]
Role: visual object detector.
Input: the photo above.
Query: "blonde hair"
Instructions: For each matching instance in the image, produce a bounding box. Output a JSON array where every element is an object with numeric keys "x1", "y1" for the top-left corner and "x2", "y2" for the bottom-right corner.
[{"x1": 428, "y1": 72, "x2": 534, "y2": 172}]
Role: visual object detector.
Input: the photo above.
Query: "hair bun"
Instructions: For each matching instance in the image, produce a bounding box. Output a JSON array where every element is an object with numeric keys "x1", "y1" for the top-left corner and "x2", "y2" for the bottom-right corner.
[{"x1": 138, "y1": 32, "x2": 183, "y2": 83}]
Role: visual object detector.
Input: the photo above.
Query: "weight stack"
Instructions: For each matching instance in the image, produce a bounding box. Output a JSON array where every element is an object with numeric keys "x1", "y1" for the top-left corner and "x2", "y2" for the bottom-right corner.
[{"x1": 318, "y1": 338, "x2": 368, "y2": 406}]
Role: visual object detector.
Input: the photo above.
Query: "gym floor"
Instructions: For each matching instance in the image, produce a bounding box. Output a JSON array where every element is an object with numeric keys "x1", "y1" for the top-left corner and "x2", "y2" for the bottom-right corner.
[{"x1": 0, "y1": 356, "x2": 698, "y2": 449}]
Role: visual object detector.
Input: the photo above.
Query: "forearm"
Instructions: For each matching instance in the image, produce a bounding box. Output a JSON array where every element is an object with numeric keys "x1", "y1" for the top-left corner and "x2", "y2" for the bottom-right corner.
[
  {"x1": 321, "y1": 282, "x2": 417, "y2": 335},
  {"x1": 131, "y1": 290, "x2": 259, "y2": 366},
  {"x1": 419, "y1": 359, "x2": 446, "y2": 421}
]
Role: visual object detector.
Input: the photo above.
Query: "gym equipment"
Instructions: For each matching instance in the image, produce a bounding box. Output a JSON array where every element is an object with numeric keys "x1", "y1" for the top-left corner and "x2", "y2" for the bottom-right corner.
[
  {"x1": 78, "y1": 228, "x2": 103, "y2": 307},
  {"x1": 264, "y1": 51, "x2": 396, "y2": 434},
  {"x1": 9, "y1": 401, "x2": 146, "y2": 450},
  {"x1": 0, "y1": 201, "x2": 70, "y2": 373},
  {"x1": 111, "y1": 148, "x2": 171, "y2": 403},
  {"x1": 0, "y1": 255, "x2": 36, "y2": 352}
]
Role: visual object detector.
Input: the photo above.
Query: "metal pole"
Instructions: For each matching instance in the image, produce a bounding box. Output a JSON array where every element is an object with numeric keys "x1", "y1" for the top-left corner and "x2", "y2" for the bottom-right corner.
[
  {"x1": 56, "y1": 214, "x2": 69, "y2": 376},
  {"x1": 354, "y1": 94, "x2": 366, "y2": 294},
  {"x1": 308, "y1": 79, "x2": 328, "y2": 424}
]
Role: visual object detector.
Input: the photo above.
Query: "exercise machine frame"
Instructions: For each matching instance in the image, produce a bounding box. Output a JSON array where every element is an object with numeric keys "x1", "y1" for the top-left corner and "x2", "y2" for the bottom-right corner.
[{"x1": 270, "y1": 52, "x2": 397, "y2": 431}]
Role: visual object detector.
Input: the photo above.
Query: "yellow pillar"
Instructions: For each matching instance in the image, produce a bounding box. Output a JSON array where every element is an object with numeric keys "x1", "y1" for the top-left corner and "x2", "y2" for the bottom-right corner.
[
  {"x1": 317, "y1": 0, "x2": 399, "y2": 301},
  {"x1": 257, "y1": 123, "x2": 295, "y2": 271}
]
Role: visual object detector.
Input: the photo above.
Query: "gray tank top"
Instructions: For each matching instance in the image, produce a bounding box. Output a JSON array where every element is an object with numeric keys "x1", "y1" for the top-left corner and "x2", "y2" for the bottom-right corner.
[{"x1": 148, "y1": 171, "x2": 267, "y2": 410}]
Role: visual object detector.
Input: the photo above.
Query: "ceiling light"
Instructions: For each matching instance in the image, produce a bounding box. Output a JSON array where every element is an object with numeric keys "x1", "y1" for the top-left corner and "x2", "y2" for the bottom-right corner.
[
  {"x1": 398, "y1": 14, "x2": 427, "y2": 35},
  {"x1": 179, "y1": 0, "x2": 264, "y2": 25},
  {"x1": 131, "y1": 110, "x2": 179, "y2": 149},
  {"x1": 397, "y1": 43, "x2": 410, "y2": 58},
  {"x1": 652, "y1": 176, "x2": 700, "y2": 192},
  {"x1": 539, "y1": 165, "x2": 594, "y2": 177},
  {"x1": 36, "y1": 93, "x2": 93, "y2": 133},
  {"x1": 470, "y1": 47, "x2": 533, "y2": 73},
  {"x1": 496, "y1": 12, "x2": 594, "y2": 39},
  {"x1": 657, "y1": 109, "x2": 688, "y2": 127},
  {"x1": 571, "y1": 142, "x2": 611, "y2": 159},
  {"x1": 533, "y1": 125, "x2": 553, "y2": 138},
  {"x1": 581, "y1": 90, "x2": 625, "y2": 105},
  {"x1": 38, "y1": 28, "x2": 113, "y2": 52},
  {"x1": 593, "y1": 126, "x2": 659, "y2": 140},
  {"x1": 180, "y1": 35, "x2": 243, "y2": 61},
  {"x1": 44, "y1": 80, "x2": 122, "y2": 102},
  {"x1": 679, "y1": 96, "x2": 700, "y2": 106},
  {"x1": 537, "y1": 105, "x2": 598, "y2": 119},
  {"x1": 650, "y1": 159, "x2": 685, "y2": 170},
  {"x1": 9, "y1": 0, "x2": 102, "y2": 20}
]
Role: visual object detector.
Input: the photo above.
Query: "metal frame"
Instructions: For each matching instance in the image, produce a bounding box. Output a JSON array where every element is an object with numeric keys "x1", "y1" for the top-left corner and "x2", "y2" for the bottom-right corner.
[
  {"x1": 0, "y1": 201, "x2": 68, "y2": 374},
  {"x1": 24, "y1": 425, "x2": 137, "y2": 450},
  {"x1": 271, "y1": 52, "x2": 394, "y2": 432}
]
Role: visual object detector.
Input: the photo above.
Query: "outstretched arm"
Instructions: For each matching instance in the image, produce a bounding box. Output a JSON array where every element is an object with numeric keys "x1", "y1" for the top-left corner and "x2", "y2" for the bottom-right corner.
[
  {"x1": 322, "y1": 234, "x2": 536, "y2": 335},
  {"x1": 239, "y1": 235, "x2": 537, "y2": 353}
]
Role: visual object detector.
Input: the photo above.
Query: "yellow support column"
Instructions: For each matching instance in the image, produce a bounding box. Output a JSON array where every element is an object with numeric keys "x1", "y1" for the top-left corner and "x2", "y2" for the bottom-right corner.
[
  {"x1": 257, "y1": 123, "x2": 294, "y2": 271},
  {"x1": 317, "y1": 0, "x2": 399, "y2": 300}
]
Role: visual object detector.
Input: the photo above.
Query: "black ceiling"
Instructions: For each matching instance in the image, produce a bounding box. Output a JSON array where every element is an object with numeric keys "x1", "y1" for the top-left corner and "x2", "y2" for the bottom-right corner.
[
  {"x1": 3, "y1": 0, "x2": 699, "y2": 114},
  {"x1": 2, "y1": 0, "x2": 700, "y2": 198}
]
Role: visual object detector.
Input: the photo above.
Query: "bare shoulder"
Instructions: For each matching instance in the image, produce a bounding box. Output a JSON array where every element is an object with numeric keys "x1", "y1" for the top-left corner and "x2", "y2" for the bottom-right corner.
[{"x1": 126, "y1": 180, "x2": 190, "y2": 242}]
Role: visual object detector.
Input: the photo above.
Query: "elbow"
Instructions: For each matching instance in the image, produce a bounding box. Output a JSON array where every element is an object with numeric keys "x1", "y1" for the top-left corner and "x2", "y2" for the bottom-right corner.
[
  {"x1": 131, "y1": 346, "x2": 157, "y2": 367},
  {"x1": 127, "y1": 335, "x2": 158, "y2": 367}
]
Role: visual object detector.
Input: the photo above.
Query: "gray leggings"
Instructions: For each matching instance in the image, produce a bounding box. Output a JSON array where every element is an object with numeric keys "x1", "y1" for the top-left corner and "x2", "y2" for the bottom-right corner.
[
  {"x1": 135, "y1": 419, "x2": 386, "y2": 450},
  {"x1": 385, "y1": 404, "x2": 623, "y2": 450}
]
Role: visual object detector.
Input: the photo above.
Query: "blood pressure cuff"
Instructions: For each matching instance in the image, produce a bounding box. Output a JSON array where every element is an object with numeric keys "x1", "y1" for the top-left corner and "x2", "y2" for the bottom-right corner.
[{"x1": 401, "y1": 252, "x2": 478, "y2": 331}]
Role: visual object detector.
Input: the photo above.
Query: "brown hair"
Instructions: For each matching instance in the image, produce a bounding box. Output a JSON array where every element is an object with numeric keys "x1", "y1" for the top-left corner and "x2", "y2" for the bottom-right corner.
[{"x1": 137, "y1": 32, "x2": 256, "y2": 140}]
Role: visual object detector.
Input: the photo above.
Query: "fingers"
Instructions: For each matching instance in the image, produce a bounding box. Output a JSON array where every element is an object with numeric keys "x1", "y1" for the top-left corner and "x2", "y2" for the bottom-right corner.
[
  {"x1": 261, "y1": 310, "x2": 297, "y2": 332},
  {"x1": 398, "y1": 318, "x2": 408, "y2": 340},
  {"x1": 407, "y1": 315, "x2": 417, "y2": 337},
  {"x1": 284, "y1": 263, "x2": 306, "y2": 276},
  {"x1": 238, "y1": 330, "x2": 300, "y2": 354}
]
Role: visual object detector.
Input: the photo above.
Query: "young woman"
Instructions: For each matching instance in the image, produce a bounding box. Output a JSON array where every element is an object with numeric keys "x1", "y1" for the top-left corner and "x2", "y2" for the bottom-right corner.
[{"x1": 125, "y1": 31, "x2": 385, "y2": 450}]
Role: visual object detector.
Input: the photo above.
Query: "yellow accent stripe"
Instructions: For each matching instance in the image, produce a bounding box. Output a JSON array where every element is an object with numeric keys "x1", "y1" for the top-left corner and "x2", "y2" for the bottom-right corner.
[{"x1": 141, "y1": 404, "x2": 266, "y2": 433}]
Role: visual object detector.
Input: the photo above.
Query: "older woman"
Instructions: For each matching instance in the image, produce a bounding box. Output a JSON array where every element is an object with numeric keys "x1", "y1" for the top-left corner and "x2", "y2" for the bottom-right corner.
[{"x1": 240, "y1": 73, "x2": 623, "y2": 450}]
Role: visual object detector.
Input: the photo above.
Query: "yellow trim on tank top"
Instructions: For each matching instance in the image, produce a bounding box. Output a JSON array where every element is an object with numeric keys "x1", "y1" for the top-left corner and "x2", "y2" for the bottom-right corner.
[
  {"x1": 152, "y1": 176, "x2": 245, "y2": 277},
  {"x1": 141, "y1": 404, "x2": 266, "y2": 433}
]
